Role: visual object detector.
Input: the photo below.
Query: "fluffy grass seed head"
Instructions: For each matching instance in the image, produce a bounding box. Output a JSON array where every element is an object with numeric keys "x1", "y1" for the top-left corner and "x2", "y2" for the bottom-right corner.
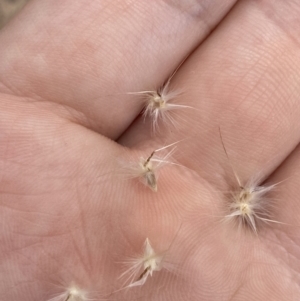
[
  {"x1": 127, "y1": 141, "x2": 179, "y2": 192},
  {"x1": 119, "y1": 238, "x2": 166, "y2": 289},
  {"x1": 226, "y1": 179, "x2": 277, "y2": 233},
  {"x1": 119, "y1": 224, "x2": 182, "y2": 290},
  {"x1": 129, "y1": 64, "x2": 192, "y2": 133},
  {"x1": 219, "y1": 128, "x2": 279, "y2": 234},
  {"x1": 141, "y1": 83, "x2": 188, "y2": 133}
]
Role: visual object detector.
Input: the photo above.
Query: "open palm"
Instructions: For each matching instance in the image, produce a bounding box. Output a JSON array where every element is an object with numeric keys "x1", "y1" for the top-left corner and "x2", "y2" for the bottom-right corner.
[{"x1": 0, "y1": 1, "x2": 300, "y2": 300}]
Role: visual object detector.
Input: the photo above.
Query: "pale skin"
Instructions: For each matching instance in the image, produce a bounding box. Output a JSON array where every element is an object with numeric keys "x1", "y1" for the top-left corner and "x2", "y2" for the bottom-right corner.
[{"x1": 0, "y1": 0, "x2": 300, "y2": 300}]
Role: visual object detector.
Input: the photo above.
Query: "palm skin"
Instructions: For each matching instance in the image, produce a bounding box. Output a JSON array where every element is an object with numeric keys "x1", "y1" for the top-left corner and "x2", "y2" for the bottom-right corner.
[{"x1": 0, "y1": 0, "x2": 300, "y2": 300}]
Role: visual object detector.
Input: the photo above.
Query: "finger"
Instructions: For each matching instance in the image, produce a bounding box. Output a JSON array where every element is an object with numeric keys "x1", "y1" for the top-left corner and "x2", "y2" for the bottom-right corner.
[
  {"x1": 120, "y1": 0, "x2": 300, "y2": 187},
  {"x1": 0, "y1": 0, "x2": 237, "y2": 139}
]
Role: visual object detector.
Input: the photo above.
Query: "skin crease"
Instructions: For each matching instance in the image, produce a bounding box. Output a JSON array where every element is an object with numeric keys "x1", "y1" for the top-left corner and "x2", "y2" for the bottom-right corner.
[{"x1": 0, "y1": 0, "x2": 300, "y2": 300}]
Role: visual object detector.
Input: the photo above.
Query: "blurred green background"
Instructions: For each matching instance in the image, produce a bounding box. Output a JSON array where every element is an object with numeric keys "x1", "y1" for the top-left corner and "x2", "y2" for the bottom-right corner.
[{"x1": 0, "y1": 0, "x2": 29, "y2": 29}]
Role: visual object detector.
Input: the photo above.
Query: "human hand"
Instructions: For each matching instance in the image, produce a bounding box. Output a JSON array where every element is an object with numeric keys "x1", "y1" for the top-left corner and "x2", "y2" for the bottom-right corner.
[{"x1": 0, "y1": 1, "x2": 300, "y2": 300}]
